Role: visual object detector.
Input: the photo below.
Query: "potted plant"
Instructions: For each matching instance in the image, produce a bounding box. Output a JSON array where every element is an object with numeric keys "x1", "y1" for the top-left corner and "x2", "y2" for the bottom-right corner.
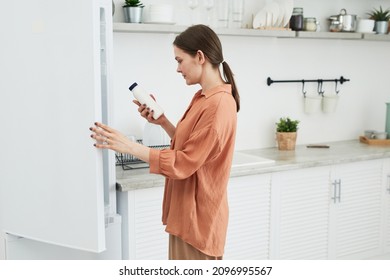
[
  {"x1": 123, "y1": 0, "x2": 144, "y2": 23},
  {"x1": 275, "y1": 117, "x2": 300, "y2": 150},
  {"x1": 367, "y1": 6, "x2": 390, "y2": 34}
]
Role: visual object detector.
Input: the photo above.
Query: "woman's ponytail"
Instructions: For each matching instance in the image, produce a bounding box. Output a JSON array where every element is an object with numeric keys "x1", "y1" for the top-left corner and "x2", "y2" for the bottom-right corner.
[{"x1": 222, "y1": 61, "x2": 240, "y2": 112}]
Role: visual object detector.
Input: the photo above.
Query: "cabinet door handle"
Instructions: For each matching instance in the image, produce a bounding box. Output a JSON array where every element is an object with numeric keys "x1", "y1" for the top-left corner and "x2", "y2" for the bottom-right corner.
[
  {"x1": 337, "y1": 179, "x2": 341, "y2": 202},
  {"x1": 331, "y1": 179, "x2": 342, "y2": 203},
  {"x1": 332, "y1": 180, "x2": 338, "y2": 203},
  {"x1": 387, "y1": 175, "x2": 390, "y2": 194}
]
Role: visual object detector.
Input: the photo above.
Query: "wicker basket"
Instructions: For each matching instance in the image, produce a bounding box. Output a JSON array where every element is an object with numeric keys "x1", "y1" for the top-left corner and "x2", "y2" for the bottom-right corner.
[{"x1": 276, "y1": 132, "x2": 297, "y2": 150}]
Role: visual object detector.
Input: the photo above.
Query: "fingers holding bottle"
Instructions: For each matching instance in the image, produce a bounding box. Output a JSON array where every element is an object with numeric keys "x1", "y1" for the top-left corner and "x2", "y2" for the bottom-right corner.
[{"x1": 133, "y1": 99, "x2": 164, "y2": 125}]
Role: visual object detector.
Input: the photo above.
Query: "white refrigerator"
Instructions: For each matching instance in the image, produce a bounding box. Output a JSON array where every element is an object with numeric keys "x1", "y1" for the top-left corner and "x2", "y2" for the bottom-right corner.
[{"x1": 0, "y1": 0, "x2": 122, "y2": 259}]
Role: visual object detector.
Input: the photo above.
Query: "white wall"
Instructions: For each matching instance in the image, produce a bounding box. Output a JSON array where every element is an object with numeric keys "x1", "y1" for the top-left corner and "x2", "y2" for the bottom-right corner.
[{"x1": 111, "y1": 0, "x2": 390, "y2": 150}]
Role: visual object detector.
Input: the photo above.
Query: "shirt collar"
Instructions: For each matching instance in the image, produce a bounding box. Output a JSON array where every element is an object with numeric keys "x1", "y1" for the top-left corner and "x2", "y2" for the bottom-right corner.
[{"x1": 200, "y1": 84, "x2": 232, "y2": 98}]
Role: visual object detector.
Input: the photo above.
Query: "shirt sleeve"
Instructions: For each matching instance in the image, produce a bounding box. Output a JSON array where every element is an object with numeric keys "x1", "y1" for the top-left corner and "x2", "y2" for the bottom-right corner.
[{"x1": 149, "y1": 127, "x2": 221, "y2": 180}]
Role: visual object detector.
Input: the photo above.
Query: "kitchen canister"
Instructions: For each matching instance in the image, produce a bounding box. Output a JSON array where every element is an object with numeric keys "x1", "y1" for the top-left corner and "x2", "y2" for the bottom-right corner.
[
  {"x1": 304, "y1": 95, "x2": 322, "y2": 114},
  {"x1": 385, "y1": 102, "x2": 390, "y2": 139},
  {"x1": 322, "y1": 95, "x2": 339, "y2": 113},
  {"x1": 304, "y1": 17, "x2": 317, "y2": 31},
  {"x1": 290, "y1": 7, "x2": 304, "y2": 31}
]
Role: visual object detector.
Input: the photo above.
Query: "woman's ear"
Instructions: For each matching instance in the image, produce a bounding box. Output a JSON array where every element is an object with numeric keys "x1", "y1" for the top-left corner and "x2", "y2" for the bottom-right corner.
[{"x1": 196, "y1": 50, "x2": 206, "y2": 64}]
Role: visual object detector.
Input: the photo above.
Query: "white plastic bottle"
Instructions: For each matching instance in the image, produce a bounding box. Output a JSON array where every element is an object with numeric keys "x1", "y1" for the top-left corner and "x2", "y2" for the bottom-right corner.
[{"x1": 129, "y1": 82, "x2": 164, "y2": 120}]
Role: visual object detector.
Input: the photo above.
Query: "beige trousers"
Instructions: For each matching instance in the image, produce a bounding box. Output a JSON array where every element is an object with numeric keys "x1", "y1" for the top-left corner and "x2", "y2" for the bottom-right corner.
[{"x1": 168, "y1": 234, "x2": 222, "y2": 260}]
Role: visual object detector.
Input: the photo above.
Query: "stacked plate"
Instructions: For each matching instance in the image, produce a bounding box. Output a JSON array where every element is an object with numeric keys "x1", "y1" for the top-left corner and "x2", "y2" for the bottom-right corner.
[{"x1": 253, "y1": 0, "x2": 293, "y2": 29}]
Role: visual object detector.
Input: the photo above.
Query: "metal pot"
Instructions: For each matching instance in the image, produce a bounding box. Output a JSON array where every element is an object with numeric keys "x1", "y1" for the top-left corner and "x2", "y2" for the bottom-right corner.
[{"x1": 329, "y1": 9, "x2": 357, "y2": 32}]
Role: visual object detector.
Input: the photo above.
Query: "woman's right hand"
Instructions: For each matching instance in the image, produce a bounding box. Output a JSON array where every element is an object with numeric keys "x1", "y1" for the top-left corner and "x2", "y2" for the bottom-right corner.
[
  {"x1": 133, "y1": 94, "x2": 176, "y2": 139},
  {"x1": 133, "y1": 94, "x2": 166, "y2": 125}
]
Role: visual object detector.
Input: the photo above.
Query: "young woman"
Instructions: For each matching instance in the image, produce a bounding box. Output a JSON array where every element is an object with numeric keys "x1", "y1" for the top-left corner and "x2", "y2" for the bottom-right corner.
[{"x1": 90, "y1": 24, "x2": 240, "y2": 260}]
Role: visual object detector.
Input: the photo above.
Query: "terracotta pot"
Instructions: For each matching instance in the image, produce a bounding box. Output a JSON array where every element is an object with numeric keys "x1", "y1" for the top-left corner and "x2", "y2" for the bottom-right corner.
[{"x1": 276, "y1": 132, "x2": 297, "y2": 150}]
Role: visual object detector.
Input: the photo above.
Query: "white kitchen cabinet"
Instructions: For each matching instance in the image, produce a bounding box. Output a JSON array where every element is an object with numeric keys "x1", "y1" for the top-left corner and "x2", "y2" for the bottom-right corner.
[
  {"x1": 0, "y1": 232, "x2": 5, "y2": 260},
  {"x1": 224, "y1": 174, "x2": 272, "y2": 259},
  {"x1": 329, "y1": 159, "x2": 383, "y2": 259},
  {"x1": 117, "y1": 158, "x2": 389, "y2": 260},
  {"x1": 270, "y1": 166, "x2": 331, "y2": 259},
  {"x1": 119, "y1": 174, "x2": 271, "y2": 260},
  {"x1": 383, "y1": 159, "x2": 390, "y2": 255},
  {"x1": 270, "y1": 159, "x2": 385, "y2": 260},
  {"x1": 118, "y1": 175, "x2": 272, "y2": 260},
  {"x1": 117, "y1": 186, "x2": 167, "y2": 260}
]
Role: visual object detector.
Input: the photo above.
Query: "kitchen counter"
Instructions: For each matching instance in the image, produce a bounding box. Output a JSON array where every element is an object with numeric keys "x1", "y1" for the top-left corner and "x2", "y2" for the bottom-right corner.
[{"x1": 116, "y1": 139, "x2": 390, "y2": 192}]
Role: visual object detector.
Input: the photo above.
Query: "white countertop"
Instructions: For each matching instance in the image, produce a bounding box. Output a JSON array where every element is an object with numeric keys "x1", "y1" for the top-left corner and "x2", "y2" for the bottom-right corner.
[{"x1": 116, "y1": 139, "x2": 390, "y2": 192}]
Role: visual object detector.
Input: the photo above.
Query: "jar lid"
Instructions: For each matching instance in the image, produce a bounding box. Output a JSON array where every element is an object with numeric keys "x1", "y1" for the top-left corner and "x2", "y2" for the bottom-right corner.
[{"x1": 293, "y1": 7, "x2": 303, "y2": 13}]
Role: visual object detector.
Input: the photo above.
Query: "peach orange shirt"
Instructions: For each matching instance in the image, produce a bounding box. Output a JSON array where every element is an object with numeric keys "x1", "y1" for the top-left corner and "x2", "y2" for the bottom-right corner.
[{"x1": 149, "y1": 84, "x2": 237, "y2": 257}]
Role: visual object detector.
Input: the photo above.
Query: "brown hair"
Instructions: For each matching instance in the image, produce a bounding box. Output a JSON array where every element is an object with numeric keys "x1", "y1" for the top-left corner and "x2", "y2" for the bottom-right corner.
[{"x1": 173, "y1": 24, "x2": 240, "y2": 112}]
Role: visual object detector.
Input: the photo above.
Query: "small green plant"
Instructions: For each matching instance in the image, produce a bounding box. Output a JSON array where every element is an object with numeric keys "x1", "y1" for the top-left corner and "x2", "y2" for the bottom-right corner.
[
  {"x1": 367, "y1": 6, "x2": 390, "y2": 21},
  {"x1": 276, "y1": 117, "x2": 300, "y2": 133},
  {"x1": 123, "y1": 0, "x2": 144, "y2": 8}
]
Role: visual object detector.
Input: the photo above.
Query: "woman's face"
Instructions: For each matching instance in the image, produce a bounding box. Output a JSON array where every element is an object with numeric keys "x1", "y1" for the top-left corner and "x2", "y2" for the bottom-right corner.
[{"x1": 173, "y1": 45, "x2": 202, "y2": 85}]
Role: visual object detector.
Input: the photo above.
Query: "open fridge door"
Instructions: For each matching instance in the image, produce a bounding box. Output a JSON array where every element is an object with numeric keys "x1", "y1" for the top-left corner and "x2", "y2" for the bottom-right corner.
[{"x1": 0, "y1": 0, "x2": 118, "y2": 256}]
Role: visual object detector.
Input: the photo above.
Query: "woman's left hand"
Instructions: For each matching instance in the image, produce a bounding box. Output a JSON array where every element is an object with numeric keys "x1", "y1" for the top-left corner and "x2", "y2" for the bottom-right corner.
[{"x1": 89, "y1": 122, "x2": 132, "y2": 154}]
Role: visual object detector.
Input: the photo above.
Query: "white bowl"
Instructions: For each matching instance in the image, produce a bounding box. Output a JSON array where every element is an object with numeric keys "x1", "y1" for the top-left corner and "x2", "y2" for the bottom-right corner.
[
  {"x1": 357, "y1": 19, "x2": 375, "y2": 33},
  {"x1": 148, "y1": 4, "x2": 174, "y2": 23}
]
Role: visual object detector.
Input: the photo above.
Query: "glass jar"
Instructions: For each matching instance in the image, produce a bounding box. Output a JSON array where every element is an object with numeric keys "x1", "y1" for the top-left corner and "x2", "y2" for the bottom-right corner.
[
  {"x1": 304, "y1": 17, "x2": 317, "y2": 31},
  {"x1": 289, "y1": 7, "x2": 303, "y2": 31}
]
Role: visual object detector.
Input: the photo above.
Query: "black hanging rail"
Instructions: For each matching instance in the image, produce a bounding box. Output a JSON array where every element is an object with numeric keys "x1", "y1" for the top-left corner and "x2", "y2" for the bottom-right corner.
[{"x1": 267, "y1": 76, "x2": 350, "y2": 86}]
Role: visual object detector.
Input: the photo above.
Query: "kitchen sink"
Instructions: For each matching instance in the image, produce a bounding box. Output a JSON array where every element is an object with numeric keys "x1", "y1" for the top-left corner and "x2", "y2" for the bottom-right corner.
[{"x1": 232, "y1": 152, "x2": 275, "y2": 168}]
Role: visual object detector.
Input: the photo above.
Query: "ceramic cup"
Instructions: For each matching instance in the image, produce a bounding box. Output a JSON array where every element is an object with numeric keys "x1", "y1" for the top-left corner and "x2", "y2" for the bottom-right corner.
[
  {"x1": 364, "y1": 130, "x2": 376, "y2": 139},
  {"x1": 322, "y1": 95, "x2": 339, "y2": 113},
  {"x1": 304, "y1": 96, "x2": 322, "y2": 114},
  {"x1": 373, "y1": 131, "x2": 387, "y2": 139}
]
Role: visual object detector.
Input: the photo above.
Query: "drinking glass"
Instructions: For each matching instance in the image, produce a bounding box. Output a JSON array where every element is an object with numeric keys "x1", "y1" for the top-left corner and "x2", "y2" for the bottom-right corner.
[
  {"x1": 204, "y1": 0, "x2": 215, "y2": 26},
  {"x1": 231, "y1": 0, "x2": 245, "y2": 28},
  {"x1": 188, "y1": 0, "x2": 199, "y2": 25},
  {"x1": 216, "y1": 0, "x2": 229, "y2": 28}
]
